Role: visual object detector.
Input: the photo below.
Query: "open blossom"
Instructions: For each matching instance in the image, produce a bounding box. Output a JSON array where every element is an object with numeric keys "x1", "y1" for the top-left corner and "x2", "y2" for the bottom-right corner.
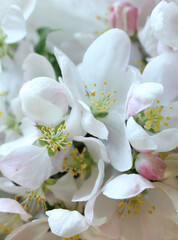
[
  {"x1": 85, "y1": 174, "x2": 178, "y2": 240},
  {"x1": 127, "y1": 52, "x2": 178, "y2": 153},
  {"x1": 0, "y1": 74, "x2": 84, "y2": 188},
  {"x1": 0, "y1": 0, "x2": 36, "y2": 58},
  {"x1": 55, "y1": 28, "x2": 139, "y2": 172}
]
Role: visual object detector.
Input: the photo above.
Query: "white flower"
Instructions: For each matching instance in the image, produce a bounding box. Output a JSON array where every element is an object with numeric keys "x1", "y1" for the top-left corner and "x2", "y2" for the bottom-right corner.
[
  {"x1": 127, "y1": 52, "x2": 178, "y2": 152},
  {"x1": 55, "y1": 29, "x2": 139, "y2": 172},
  {"x1": 85, "y1": 174, "x2": 178, "y2": 240}
]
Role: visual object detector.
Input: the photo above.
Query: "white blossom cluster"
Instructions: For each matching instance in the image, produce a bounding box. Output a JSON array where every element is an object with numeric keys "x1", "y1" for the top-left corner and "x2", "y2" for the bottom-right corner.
[{"x1": 0, "y1": 0, "x2": 178, "y2": 239}]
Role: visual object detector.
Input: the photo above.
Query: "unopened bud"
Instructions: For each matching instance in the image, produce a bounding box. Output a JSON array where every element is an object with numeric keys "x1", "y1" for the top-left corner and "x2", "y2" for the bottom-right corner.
[
  {"x1": 135, "y1": 153, "x2": 166, "y2": 180},
  {"x1": 109, "y1": 2, "x2": 138, "y2": 36}
]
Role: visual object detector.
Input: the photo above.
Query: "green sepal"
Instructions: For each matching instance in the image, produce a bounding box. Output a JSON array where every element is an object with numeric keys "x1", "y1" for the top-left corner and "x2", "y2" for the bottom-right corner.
[
  {"x1": 54, "y1": 120, "x2": 65, "y2": 134},
  {"x1": 38, "y1": 140, "x2": 48, "y2": 147},
  {"x1": 93, "y1": 111, "x2": 108, "y2": 118},
  {"x1": 48, "y1": 148, "x2": 56, "y2": 157}
]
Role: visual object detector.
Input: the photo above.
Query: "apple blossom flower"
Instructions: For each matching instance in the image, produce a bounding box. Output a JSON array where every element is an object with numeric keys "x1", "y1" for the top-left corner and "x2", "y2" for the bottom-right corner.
[
  {"x1": 85, "y1": 174, "x2": 178, "y2": 240},
  {"x1": 127, "y1": 52, "x2": 178, "y2": 153},
  {"x1": 0, "y1": 0, "x2": 36, "y2": 58},
  {"x1": 55, "y1": 29, "x2": 139, "y2": 172}
]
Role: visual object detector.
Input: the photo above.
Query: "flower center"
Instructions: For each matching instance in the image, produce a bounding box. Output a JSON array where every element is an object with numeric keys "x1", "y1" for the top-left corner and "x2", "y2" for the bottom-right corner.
[
  {"x1": 63, "y1": 235, "x2": 81, "y2": 240},
  {"x1": 37, "y1": 121, "x2": 72, "y2": 156},
  {"x1": 84, "y1": 82, "x2": 117, "y2": 118},
  {"x1": 117, "y1": 193, "x2": 156, "y2": 216},
  {"x1": 134, "y1": 100, "x2": 172, "y2": 133},
  {"x1": 15, "y1": 188, "x2": 47, "y2": 215},
  {"x1": 62, "y1": 147, "x2": 95, "y2": 179}
]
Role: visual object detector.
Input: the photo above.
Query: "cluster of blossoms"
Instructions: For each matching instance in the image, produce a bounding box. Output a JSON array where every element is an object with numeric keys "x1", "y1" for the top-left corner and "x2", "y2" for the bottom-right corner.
[{"x1": 0, "y1": 0, "x2": 178, "y2": 239}]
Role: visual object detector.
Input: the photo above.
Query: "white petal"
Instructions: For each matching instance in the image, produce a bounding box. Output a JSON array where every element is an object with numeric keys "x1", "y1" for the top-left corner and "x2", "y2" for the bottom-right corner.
[
  {"x1": 18, "y1": 0, "x2": 36, "y2": 20},
  {"x1": 127, "y1": 117, "x2": 157, "y2": 151},
  {"x1": 0, "y1": 118, "x2": 39, "y2": 156},
  {"x1": 73, "y1": 136, "x2": 109, "y2": 163},
  {"x1": 2, "y1": 5, "x2": 26, "y2": 44},
  {"x1": 5, "y1": 218, "x2": 49, "y2": 240},
  {"x1": 138, "y1": 17, "x2": 158, "y2": 57},
  {"x1": 103, "y1": 174, "x2": 154, "y2": 199},
  {"x1": 0, "y1": 146, "x2": 52, "y2": 189},
  {"x1": 23, "y1": 53, "x2": 56, "y2": 81},
  {"x1": 46, "y1": 209, "x2": 89, "y2": 238},
  {"x1": 79, "y1": 100, "x2": 108, "y2": 139},
  {"x1": 142, "y1": 52, "x2": 178, "y2": 104},
  {"x1": 0, "y1": 177, "x2": 26, "y2": 195},
  {"x1": 152, "y1": 128, "x2": 178, "y2": 152},
  {"x1": 151, "y1": 1, "x2": 178, "y2": 49},
  {"x1": 72, "y1": 159, "x2": 104, "y2": 202},
  {"x1": 0, "y1": 198, "x2": 31, "y2": 221},
  {"x1": 83, "y1": 29, "x2": 130, "y2": 87},
  {"x1": 103, "y1": 111, "x2": 132, "y2": 171},
  {"x1": 48, "y1": 173, "x2": 77, "y2": 208},
  {"x1": 54, "y1": 47, "x2": 83, "y2": 100},
  {"x1": 19, "y1": 77, "x2": 68, "y2": 125}
]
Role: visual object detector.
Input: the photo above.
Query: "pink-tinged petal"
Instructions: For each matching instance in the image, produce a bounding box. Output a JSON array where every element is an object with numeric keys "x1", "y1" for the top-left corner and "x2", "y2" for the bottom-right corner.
[
  {"x1": 135, "y1": 153, "x2": 166, "y2": 180},
  {"x1": 23, "y1": 53, "x2": 56, "y2": 82},
  {"x1": 73, "y1": 136, "x2": 109, "y2": 163},
  {"x1": 127, "y1": 117, "x2": 157, "y2": 151},
  {"x1": 79, "y1": 100, "x2": 108, "y2": 140},
  {"x1": 72, "y1": 159, "x2": 104, "y2": 202},
  {"x1": 82, "y1": 29, "x2": 130, "y2": 87},
  {"x1": 54, "y1": 47, "x2": 84, "y2": 100},
  {"x1": 80, "y1": 226, "x2": 110, "y2": 240},
  {"x1": 5, "y1": 218, "x2": 49, "y2": 240},
  {"x1": 46, "y1": 209, "x2": 89, "y2": 238},
  {"x1": 19, "y1": 77, "x2": 68, "y2": 125},
  {"x1": 147, "y1": 187, "x2": 177, "y2": 223},
  {"x1": 40, "y1": 232, "x2": 62, "y2": 240},
  {"x1": 99, "y1": 212, "x2": 120, "y2": 239},
  {"x1": 141, "y1": 52, "x2": 178, "y2": 104},
  {"x1": 85, "y1": 192, "x2": 117, "y2": 226},
  {"x1": 103, "y1": 111, "x2": 132, "y2": 171},
  {"x1": 126, "y1": 82, "x2": 164, "y2": 119},
  {"x1": 103, "y1": 174, "x2": 154, "y2": 199},
  {"x1": 0, "y1": 198, "x2": 31, "y2": 221},
  {"x1": 154, "y1": 181, "x2": 178, "y2": 213},
  {"x1": 152, "y1": 128, "x2": 178, "y2": 152},
  {"x1": 2, "y1": 5, "x2": 26, "y2": 44},
  {"x1": 48, "y1": 173, "x2": 77, "y2": 208},
  {"x1": 0, "y1": 145, "x2": 52, "y2": 189},
  {"x1": 109, "y1": 2, "x2": 138, "y2": 36}
]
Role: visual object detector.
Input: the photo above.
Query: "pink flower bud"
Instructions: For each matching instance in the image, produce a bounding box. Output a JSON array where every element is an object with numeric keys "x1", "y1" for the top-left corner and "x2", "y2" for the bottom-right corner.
[
  {"x1": 109, "y1": 2, "x2": 138, "y2": 36},
  {"x1": 135, "y1": 153, "x2": 166, "y2": 180}
]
